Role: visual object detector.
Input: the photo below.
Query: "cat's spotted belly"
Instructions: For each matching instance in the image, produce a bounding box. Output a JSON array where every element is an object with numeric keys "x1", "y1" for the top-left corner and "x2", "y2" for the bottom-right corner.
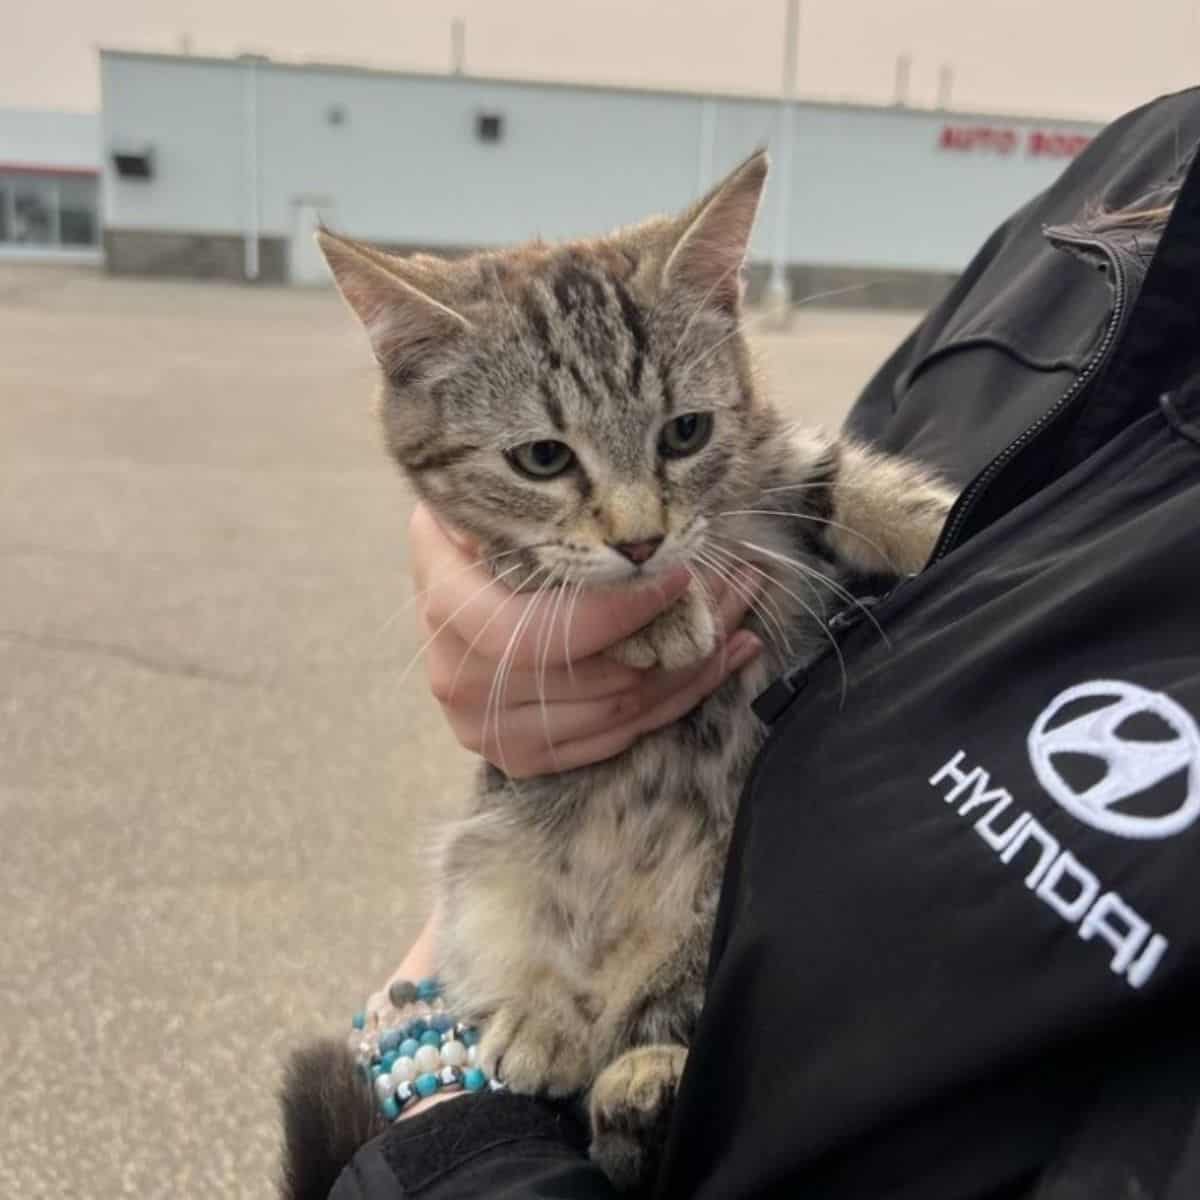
[{"x1": 437, "y1": 661, "x2": 772, "y2": 1096}]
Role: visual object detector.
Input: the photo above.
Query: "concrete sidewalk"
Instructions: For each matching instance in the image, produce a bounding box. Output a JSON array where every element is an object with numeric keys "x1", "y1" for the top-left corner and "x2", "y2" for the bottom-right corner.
[{"x1": 0, "y1": 263, "x2": 918, "y2": 1197}]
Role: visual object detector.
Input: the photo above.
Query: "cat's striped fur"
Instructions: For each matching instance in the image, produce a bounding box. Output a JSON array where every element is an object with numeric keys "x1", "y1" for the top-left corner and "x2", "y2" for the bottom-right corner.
[{"x1": 283, "y1": 151, "x2": 951, "y2": 1197}]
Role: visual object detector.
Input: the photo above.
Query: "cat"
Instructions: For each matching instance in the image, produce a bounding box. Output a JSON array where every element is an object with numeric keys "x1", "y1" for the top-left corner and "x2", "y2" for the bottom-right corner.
[{"x1": 281, "y1": 150, "x2": 953, "y2": 1198}]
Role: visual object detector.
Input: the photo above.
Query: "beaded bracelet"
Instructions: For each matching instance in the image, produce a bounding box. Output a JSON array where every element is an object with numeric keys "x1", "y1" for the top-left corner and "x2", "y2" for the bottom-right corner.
[{"x1": 347, "y1": 976, "x2": 505, "y2": 1121}]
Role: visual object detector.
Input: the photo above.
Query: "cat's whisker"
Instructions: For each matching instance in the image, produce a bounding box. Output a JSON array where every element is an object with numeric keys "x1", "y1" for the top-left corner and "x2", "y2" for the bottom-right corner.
[
  {"x1": 481, "y1": 566, "x2": 549, "y2": 772},
  {"x1": 759, "y1": 480, "x2": 878, "y2": 499},
  {"x1": 664, "y1": 260, "x2": 745, "y2": 366},
  {"x1": 671, "y1": 305, "x2": 779, "y2": 385},
  {"x1": 445, "y1": 566, "x2": 538, "y2": 707},
  {"x1": 691, "y1": 545, "x2": 793, "y2": 661},
  {"x1": 704, "y1": 533, "x2": 824, "y2": 615},
  {"x1": 535, "y1": 575, "x2": 570, "y2": 769},
  {"x1": 394, "y1": 562, "x2": 524, "y2": 687},
  {"x1": 374, "y1": 542, "x2": 551, "y2": 638},
  {"x1": 720, "y1": 534, "x2": 891, "y2": 647},
  {"x1": 485, "y1": 567, "x2": 558, "y2": 773},
  {"x1": 714, "y1": 507, "x2": 895, "y2": 571},
  {"x1": 790, "y1": 279, "x2": 887, "y2": 310},
  {"x1": 693, "y1": 544, "x2": 793, "y2": 661},
  {"x1": 561, "y1": 577, "x2": 586, "y2": 691},
  {"x1": 488, "y1": 259, "x2": 541, "y2": 377},
  {"x1": 680, "y1": 563, "x2": 732, "y2": 675},
  {"x1": 673, "y1": 279, "x2": 884, "y2": 391},
  {"x1": 702, "y1": 540, "x2": 849, "y2": 705},
  {"x1": 710, "y1": 532, "x2": 892, "y2": 648}
]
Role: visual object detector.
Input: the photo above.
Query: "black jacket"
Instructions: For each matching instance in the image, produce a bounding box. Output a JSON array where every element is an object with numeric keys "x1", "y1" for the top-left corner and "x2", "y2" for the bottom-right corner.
[{"x1": 331, "y1": 89, "x2": 1200, "y2": 1200}]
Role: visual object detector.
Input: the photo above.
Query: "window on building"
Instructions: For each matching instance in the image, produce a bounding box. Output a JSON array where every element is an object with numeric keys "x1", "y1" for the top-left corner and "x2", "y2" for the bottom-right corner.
[
  {"x1": 0, "y1": 171, "x2": 99, "y2": 249},
  {"x1": 13, "y1": 179, "x2": 53, "y2": 244},
  {"x1": 58, "y1": 176, "x2": 98, "y2": 246}
]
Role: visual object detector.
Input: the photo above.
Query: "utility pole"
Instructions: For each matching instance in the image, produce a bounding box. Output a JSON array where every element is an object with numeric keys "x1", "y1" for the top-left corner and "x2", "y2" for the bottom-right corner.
[
  {"x1": 765, "y1": 0, "x2": 799, "y2": 325},
  {"x1": 893, "y1": 53, "x2": 912, "y2": 106},
  {"x1": 450, "y1": 18, "x2": 466, "y2": 75},
  {"x1": 937, "y1": 64, "x2": 954, "y2": 109}
]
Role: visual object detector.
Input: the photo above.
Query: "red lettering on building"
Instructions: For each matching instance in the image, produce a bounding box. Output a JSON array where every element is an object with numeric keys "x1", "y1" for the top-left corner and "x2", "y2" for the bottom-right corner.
[
  {"x1": 939, "y1": 125, "x2": 1093, "y2": 160},
  {"x1": 1028, "y1": 130, "x2": 1092, "y2": 158},
  {"x1": 939, "y1": 125, "x2": 1017, "y2": 154}
]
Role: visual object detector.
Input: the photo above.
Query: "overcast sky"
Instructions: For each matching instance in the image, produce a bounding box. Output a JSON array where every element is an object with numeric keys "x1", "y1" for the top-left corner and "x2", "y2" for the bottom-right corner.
[{"x1": 5, "y1": 0, "x2": 1198, "y2": 120}]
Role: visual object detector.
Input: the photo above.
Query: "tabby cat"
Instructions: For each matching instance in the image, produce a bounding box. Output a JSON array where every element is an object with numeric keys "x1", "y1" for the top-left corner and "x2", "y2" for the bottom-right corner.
[{"x1": 282, "y1": 151, "x2": 952, "y2": 1197}]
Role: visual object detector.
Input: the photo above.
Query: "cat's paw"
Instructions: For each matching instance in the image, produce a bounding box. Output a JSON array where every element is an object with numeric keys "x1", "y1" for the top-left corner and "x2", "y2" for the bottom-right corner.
[
  {"x1": 606, "y1": 586, "x2": 716, "y2": 672},
  {"x1": 479, "y1": 1001, "x2": 592, "y2": 1098},
  {"x1": 588, "y1": 1044, "x2": 687, "y2": 1193}
]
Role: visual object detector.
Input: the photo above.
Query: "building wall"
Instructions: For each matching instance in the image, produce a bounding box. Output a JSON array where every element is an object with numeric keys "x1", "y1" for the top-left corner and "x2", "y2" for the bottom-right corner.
[
  {"x1": 0, "y1": 108, "x2": 98, "y2": 171},
  {"x1": 99, "y1": 51, "x2": 1101, "y2": 290},
  {"x1": 0, "y1": 108, "x2": 101, "y2": 261}
]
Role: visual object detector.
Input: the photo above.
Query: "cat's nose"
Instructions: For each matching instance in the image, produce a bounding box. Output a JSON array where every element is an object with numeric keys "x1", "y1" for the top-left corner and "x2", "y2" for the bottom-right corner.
[{"x1": 611, "y1": 537, "x2": 664, "y2": 565}]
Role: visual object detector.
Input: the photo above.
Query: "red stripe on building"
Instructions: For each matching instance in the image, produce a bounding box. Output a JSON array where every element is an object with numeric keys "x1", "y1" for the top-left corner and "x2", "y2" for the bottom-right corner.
[{"x1": 0, "y1": 162, "x2": 100, "y2": 178}]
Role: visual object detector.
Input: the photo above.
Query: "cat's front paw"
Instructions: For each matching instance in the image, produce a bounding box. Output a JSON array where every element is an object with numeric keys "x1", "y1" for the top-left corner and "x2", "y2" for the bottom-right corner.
[
  {"x1": 606, "y1": 586, "x2": 716, "y2": 672},
  {"x1": 589, "y1": 1044, "x2": 688, "y2": 1193},
  {"x1": 479, "y1": 1001, "x2": 592, "y2": 1098}
]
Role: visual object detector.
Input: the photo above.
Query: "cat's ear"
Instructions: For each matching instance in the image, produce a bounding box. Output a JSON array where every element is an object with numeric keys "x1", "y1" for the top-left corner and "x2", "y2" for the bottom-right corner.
[
  {"x1": 662, "y1": 149, "x2": 768, "y2": 313},
  {"x1": 317, "y1": 230, "x2": 471, "y2": 382}
]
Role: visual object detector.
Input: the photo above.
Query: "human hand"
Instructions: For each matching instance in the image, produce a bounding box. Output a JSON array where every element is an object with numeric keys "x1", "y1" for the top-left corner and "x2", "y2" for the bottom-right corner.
[{"x1": 408, "y1": 503, "x2": 762, "y2": 779}]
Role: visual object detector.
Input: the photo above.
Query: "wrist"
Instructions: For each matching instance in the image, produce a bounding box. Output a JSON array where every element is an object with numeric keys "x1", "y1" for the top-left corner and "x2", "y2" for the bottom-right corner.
[{"x1": 349, "y1": 976, "x2": 504, "y2": 1124}]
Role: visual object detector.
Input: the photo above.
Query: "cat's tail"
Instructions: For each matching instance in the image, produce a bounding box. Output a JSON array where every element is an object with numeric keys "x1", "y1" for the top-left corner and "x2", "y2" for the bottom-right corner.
[{"x1": 279, "y1": 1038, "x2": 385, "y2": 1200}]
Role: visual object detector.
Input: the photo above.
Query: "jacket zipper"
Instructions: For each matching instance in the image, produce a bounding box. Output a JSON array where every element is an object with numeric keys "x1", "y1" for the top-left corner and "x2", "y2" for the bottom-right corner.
[
  {"x1": 751, "y1": 590, "x2": 891, "y2": 724},
  {"x1": 927, "y1": 233, "x2": 1128, "y2": 564},
  {"x1": 754, "y1": 233, "x2": 1128, "y2": 726}
]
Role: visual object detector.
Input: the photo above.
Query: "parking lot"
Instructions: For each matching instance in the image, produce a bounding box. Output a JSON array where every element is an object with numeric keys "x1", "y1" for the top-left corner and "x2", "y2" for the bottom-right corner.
[{"x1": 0, "y1": 262, "x2": 920, "y2": 1197}]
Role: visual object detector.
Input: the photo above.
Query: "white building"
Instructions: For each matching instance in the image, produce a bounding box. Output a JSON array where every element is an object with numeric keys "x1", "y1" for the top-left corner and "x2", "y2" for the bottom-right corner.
[
  {"x1": 0, "y1": 109, "x2": 101, "y2": 262},
  {"x1": 92, "y1": 49, "x2": 1101, "y2": 303}
]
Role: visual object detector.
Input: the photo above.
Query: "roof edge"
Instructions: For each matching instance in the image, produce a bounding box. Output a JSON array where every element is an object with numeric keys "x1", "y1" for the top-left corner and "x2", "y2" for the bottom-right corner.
[{"x1": 97, "y1": 47, "x2": 1107, "y2": 129}]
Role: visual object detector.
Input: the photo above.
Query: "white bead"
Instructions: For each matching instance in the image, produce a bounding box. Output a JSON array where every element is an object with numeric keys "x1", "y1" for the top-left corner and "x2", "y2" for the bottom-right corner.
[
  {"x1": 392, "y1": 1055, "x2": 416, "y2": 1082},
  {"x1": 467, "y1": 1045, "x2": 479, "y2": 1067},
  {"x1": 414, "y1": 1044, "x2": 441, "y2": 1073},
  {"x1": 374, "y1": 1074, "x2": 395, "y2": 1101},
  {"x1": 440, "y1": 1040, "x2": 467, "y2": 1067}
]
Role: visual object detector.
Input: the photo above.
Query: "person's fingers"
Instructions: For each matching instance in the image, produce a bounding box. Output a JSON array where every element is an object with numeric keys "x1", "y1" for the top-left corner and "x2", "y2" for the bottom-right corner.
[
  {"x1": 426, "y1": 626, "x2": 643, "y2": 707},
  {"x1": 504, "y1": 631, "x2": 763, "y2": 778},
  {"x1": 409, "y1": 503, "x2": 470, "y2": 586},
  {"x1": 448, "y1": 689, "x2": 645, "y2": 759},
  {"x1": 709, "y1": 569, "x2": 759, "y2": 637},
  {"x1": 422, "y1": 563, "x2": 699, "y2": 670},
  {"x1": 426, "y1": 565, "x2": 760, "y2": 712}
]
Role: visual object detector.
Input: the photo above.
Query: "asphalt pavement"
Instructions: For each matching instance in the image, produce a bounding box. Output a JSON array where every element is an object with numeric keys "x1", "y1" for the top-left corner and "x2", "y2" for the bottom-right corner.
[{"x1": 0, "y1": 262, "x2": 919, "y2": 1198}]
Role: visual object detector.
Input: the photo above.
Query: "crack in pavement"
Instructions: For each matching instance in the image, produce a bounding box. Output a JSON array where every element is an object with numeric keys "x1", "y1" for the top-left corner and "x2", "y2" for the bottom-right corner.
[{"x1": 0, "y1": 629, "x2": 258, "y2": 688}]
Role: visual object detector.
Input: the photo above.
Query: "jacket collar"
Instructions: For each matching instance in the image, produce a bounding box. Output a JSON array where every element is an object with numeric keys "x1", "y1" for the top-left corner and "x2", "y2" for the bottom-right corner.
[{"x1": 1057, "y1": 143, "x2": 1200, "y2": 464}]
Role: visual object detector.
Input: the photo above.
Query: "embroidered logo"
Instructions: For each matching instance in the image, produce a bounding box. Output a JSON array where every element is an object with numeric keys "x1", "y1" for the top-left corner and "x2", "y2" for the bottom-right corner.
[{"x1": 1027, "y1": 680, "x2": 1200, "y2": 840}]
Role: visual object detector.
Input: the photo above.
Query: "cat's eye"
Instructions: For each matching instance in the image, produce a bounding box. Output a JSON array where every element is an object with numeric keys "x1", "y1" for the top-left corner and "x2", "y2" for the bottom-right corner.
[
  {"x1": 658, "y1": 412, "x2": 713, "y2": 458},
  {"x1": 508, "y1": 439, "x2": 576, "y2": 479}
]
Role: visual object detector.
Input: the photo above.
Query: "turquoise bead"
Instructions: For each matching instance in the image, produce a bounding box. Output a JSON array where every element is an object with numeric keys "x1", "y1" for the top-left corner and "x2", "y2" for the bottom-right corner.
[
  {"x1": 429, "y1": 1013, "x2": 454, "y2": 1033},
  {"x1": 370, "y1": 1063, "x2": 384, "y2": 1078},
  {"x1": 460, "y1": 1028, "x2": 481, "y2": 1047},
  {"x1": 463, "y1": 1068, "x2": 486, "y2": 1092},
  {"x1": 419, "y1": 1029, "x2": 442, "y2": 1049},
  {"x1": 379, "y1": 1029, "x2": 403, "y2": 1054},
  {"x1": 380, "y1": 1052, "x2": 398, "y2": 1073},
  {"x1": 351, "y1": 1012, "x2": 366, "y2": 1030},
  {"x1": 405, "y1": 1018, "x2": 429, "y2": 1038},
  {"x1": 380, "y1": 1096, "x2": 400, "y2": 1121},
  {"x1": 414, "y1": 1072, "x2": 439, "y2": 1098},
  {"x1": 416, "y1": 977, "x2": 441, "y2": 1002},
  {"x1": 398, "y1": 1038, "x2": 420, "y2": 1059}
]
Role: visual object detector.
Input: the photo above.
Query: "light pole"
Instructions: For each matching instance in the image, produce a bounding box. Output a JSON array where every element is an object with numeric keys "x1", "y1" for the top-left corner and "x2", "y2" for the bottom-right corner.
[{"x1": 765, "y1": 0, "x2": 800, "y2": 324}]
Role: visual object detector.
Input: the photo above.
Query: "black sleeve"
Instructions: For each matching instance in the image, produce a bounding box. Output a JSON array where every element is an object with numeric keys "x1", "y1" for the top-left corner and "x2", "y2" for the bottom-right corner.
[
  {"x1": 1030, "y1": 1013, "x2": 1200, "y2": 1200},
  {"x1": 328, "y1": 1092, "x2": 618, "y2": 1200}
]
